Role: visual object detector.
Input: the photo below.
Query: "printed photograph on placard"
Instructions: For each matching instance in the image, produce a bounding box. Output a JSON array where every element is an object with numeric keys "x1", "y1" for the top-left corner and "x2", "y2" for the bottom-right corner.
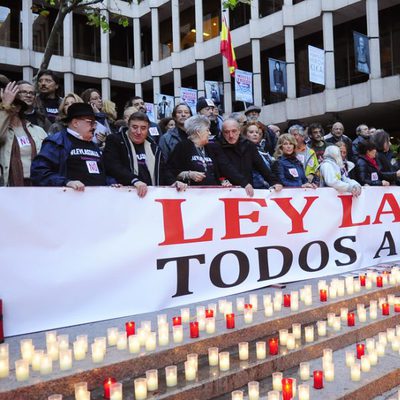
[
  {"x1": 353, "y1": 31, "x2": 370, "y2": 74},
  {"x1": 234, "y1": 70, "x2": 253, "y2": 103},
  {"x1": 205, "y1": 81, "x2": 223, "y2": 105},
  {"x1": 156, "y1": 94, "x2": 174, "y2": 120},
  {"x1": 145, "y1": 102, "x2": 156, "y2": 122},
  {"x1": 268, "y1": 58, "x2": 287, "y2": 94},
  {"x1": 180, "y1": 87, "x2": 198, "y2": 116}
]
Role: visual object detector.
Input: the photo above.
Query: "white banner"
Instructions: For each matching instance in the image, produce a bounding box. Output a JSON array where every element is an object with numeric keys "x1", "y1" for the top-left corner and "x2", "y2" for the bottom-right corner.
[
  {"x1": 234, "y1": 69, "x2": 253, "y2": 103},
  {"x1": 1, "y1": 187, "x2": 399, "y2": 336},
  {"x1": 308, "y1": 45, "x2": 325, "y2": 85}
]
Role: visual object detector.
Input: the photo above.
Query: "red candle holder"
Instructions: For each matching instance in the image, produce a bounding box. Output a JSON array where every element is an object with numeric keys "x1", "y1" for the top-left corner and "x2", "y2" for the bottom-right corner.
[
  {"x1": 356, "y1": 343, "x2": 365, "y2": 359},
  {"x1": 376, "y1": 276, "x2": 383, "y2": 287},
  {"x1": 103, "y1": 377, "x2": 117, "y2": 399},
  {"x1": 125, "y1": 321, "x2": 135, "y2": 337},
  {"x1": 359, "y1": 275, "x2": 366, "y2": 286},
  {"x1": 282, "y1": 378, "x2": 293, "y2": 400},
  {"x1": 394, "y1": 304, "x2": 400, "y2": 313},
  {"x1": 226, "y1": 313, "x2": 235, "y2": 329},
  {"x1": 347, "y1": 312, "x2": 355, "y2": 326},
  {"x1": 319, "y1": 289, "x2": 327, "y2": 302},
  {"x1": 205, "y1": 309, "x2": 214, "y2": 318},
  {"x1": 172, "y1": 316, "x2": 182, "y2": 326},
  {"x1": 0, "y1": 299, "x2": 3, "y2": 344},
  {"x1": 269, "y1": 338, "x2": 279, "y2": 355},
  {"x1": 244, "y1": 303, "x2": 253, "y2": 310},
  {"x1": 382, "y1": 303, "x2": 390, "y2": 316},
  {"x1": 190, "y1": 321, "x2": 199, "y2": 338},
  {"x1": 283, "y1": 294, "x2": 291, "y2": 307},
  {"x1": 313, "y1": 370, "x2": 323, "y2": 389}
]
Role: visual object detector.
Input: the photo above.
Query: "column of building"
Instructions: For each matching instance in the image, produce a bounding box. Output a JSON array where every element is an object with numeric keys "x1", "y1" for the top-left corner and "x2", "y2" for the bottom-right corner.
[
  {"x1": 21, "y1": 0, "x2": 33, "y2": 82},
  {"x1": 100, "y1": 9, "x2": 111, "y2": 100},
  {"x1": 283, "y1": 0, "x2": 296, "y2": 100},
  {"x1": 366, "y1": 0, "x2": 381, "y2": 79},
  {"x1": 221, "y1": 4, "x2": 233, "y2": 115},
  {"x1": 133, "y1": 6, "x2": 143, "y2": 98},
  {"x1": 195, "y1": 0, "x2": 205, "y2": 98},
  {"x1": 322, "y1": 8, "x2": 335, "y2": 90},
  {"x1": 171, "y1": 0, "x2": 182, "y2": 105},
  {"x1": 150, "y1": 3, "x2": 161, "y2": 106},
  {"x1": 250, "y1": 0, "x2": 262, "y2": 106},
  {"x1": 63, "y1": 12, "x2": 74, "y2": 94}
]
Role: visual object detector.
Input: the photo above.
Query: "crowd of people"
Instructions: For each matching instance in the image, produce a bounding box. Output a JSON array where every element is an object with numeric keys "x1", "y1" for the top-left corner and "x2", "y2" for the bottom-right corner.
[{"x1": 0, "y1": 70, "x2": 399, "y2": 196}]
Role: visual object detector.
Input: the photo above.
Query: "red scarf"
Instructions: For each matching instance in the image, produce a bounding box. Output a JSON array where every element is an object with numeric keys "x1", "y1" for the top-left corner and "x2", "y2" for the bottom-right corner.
[{"x1": 365, "y1": 155, "x2": 378, "y2": 170}]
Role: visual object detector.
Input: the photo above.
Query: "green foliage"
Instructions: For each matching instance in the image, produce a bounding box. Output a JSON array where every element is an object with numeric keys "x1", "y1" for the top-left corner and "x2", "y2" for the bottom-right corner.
[
  {"x1": 222, "y1": 0, "x2": 252, "y2": 10},
  {"x1": 85, "y1": 10, "x2": 110, "y2": 32}
]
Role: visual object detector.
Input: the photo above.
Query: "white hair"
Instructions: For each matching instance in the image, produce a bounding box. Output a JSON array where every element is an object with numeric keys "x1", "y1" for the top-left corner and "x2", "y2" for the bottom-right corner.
[
  {"x1": 184, "y1": 115, "x2": 210, "y2": 139},
  {"x1": 323, "y1": 145, "x2": 343, "y2": 168}
]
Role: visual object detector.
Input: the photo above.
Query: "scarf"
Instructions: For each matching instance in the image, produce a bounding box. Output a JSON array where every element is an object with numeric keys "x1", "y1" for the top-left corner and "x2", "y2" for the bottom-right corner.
[{"x1": 8, "y1": 121, "x2": 37, "y2": 186}]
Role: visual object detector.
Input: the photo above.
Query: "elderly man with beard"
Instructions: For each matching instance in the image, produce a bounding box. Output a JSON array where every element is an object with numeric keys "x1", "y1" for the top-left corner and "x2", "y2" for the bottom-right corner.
[
  {"x1": 352, "y1": 123, "x2": 370, "y2": 159},
  {"x1": 324, "y1": 122, "x2": 354, "y2": 161},
  {"x1": 31, "y1": 103, "x2": 109, "y2": 191}
]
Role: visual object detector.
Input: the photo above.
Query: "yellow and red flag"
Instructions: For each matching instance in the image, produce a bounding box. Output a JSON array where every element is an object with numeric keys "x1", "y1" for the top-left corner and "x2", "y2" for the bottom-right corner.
[{"x1": 220, "y1": 15, "x2": 237, "y2": 76}]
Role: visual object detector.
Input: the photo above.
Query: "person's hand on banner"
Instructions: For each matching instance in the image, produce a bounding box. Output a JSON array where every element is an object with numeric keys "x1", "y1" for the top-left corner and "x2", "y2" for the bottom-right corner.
[
  {"x1": 66, "y1": 180, "x2": 85, "y2": 191},
  {"x1": 245, "y1": 183, "x2": 254, "y2": 197},
  {"x1": 134, "y1": 181, "x2": 148, "y2": 197}
]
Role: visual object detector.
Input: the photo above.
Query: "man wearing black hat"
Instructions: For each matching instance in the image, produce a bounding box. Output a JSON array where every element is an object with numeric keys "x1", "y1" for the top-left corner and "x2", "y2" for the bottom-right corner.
[
  {"x1": 31, "y1": 103, "x2": 109, "y2": 190},
  {"x1": 196, "y1": 97, "x2": 221, "y2": 138}
]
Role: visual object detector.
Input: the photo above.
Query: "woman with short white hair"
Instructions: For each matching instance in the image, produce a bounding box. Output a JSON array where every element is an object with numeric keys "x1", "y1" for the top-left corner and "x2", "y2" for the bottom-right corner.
[{"x1": 320, "y1": 145, "x2": 361, "y2": 196}]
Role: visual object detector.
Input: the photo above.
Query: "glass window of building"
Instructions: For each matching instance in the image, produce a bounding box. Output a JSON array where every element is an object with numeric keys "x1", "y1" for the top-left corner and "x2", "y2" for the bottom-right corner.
[
  {"x1": 259, "y1": 0, "x2": 283, "y2": 18},
  {"x1": 203, "y1": 1, "x2": 220, "y2": 41},
  {"x1": 159, "y1": 3, "x2": 173, "y2": 60},
  {"x1": 140, "y1": 13, "x2": 152, "y2": 66},
  {"x1": 109, "y1": 15, "x2": 133, "y2": 67},
  {"x1": 32, "y1": 2, "x2": 62, "y2": 55},
  {"x1": 229, "y1": 3, "x2": 250, "y2": 30},
  {"x1": 73, "y1": 12, "x2": 100, "y2": 62},
  {"x1": 0, "y1": 0, "x2": 21, "y2": 49},
  {"x1": 180, "y1": 1, "x2": 195, "y2": 50}
]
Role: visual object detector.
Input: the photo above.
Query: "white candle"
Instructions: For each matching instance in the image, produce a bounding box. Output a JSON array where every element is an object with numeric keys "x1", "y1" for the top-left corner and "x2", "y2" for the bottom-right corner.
[
  {"x1": 47, "y1": 341, "x2": 59, "y2": 361},
  {"x1": 185, "y1": 360, "x2": 197, "y2": 380},
  {"x1": 187, "y1": 353, "x2": 198, "y2": 372},
  {"x1": 360, "y1": 355, "x2": 371, "y2": 372},
  {"x1": 20, "y1": 339, "x2": 34, "y2": 363},
  {"x1": 353, "y1": 281, "x2": 361, "y2": 292},
  {"x1": 324, "y1": 363, "x2": 335, "y2": 381},
  {"x1": 299, "y1": 362, "x2": 310, "y2": 380},
  {"x1": 146, "y1": 369, "x2": 158, "y2": 391},
  {"x1": 329, "y1": 286, "x2": 337, "y2": 299},
  {"x1": 273, "y1": 297, "x2": 282, "y2": 311},
  {"x1": 208, "y1": 347, "x2": 219, "y2": 366},
  {"x1": 327, "y1": 313, "x2": 335, "y2": 327},
  {"x1": 248, "y1": 381, "x2": 259, "y2": 400},
  {"x1": 323, "y1": 348, "x2": 333, "y2": 364},
  {"x1": 224, "y1": 301, "x2": 233, "y2": 315},
  {"x1": 369, "y1": 307, "x2": 377, "y2": 320},
  {"x1": 205, "y1": 317, "x2": 216, "y2": 334},
  {"x1": 141, "y1": 320, "x2": 152, "y2": 332},
  {"x1": 279, "y1": 329, "x2": 288, "y2": 346},
  {"x1": 304, "y1": 326, "x2": 314, "y2": 343},
  {"x1": 145, "y1": 332, "x2": 157, "y2": 351},
  {"x1": 231, "y1": 390, "x2": 243, "y2": 400},
  {"x1": 366, "y1": 338, "x2": 375, "y2": 352},
  {"x1": 165, "y1": 365, "x2": 178, "y2": 387},
  {"x1": 59, "y1": 349, "x2": 72, "y2": 371},
  {"x1": 48, "y1": 395, "x2": 62, "y2": 400},
  {"x1": 369, "y1": 349, "x2": 378, "y2": 365},
  {"x1": 286, "y1": 333, "x2": 295, "y2": 350},
  {"x1": 249, "y1": 294, "x2": 258, "y2": 311},
  {"x1": 340, "y1": 307, "x2": 348, "y2": 321},
  {"x1": 40, "y1": 354, "x2": 53, "y2": 375},
  {"x1": 337, "y1": 281, "x2": 345, "y2": 296},
  {"x1": 264, "y1": 303, "x2": 273, "y2": 317},
  {"x1": 263, "y1": 294, "x2": 272, "y2": 306},
  {"x1": 256, "y1": 341, "x2": 266, "y2": 360},
  {"x1": 0, "y1": 344, "x2": 8, "y2": 358},
  {"x1": 365, "y1": 279, "x2": 372, "y2": 289},
  {"x1": 376, "y1": 342, "x2": 385, "y2": 356},
  {"x1": 77, "y1": 391, "x2": 90, "y2": 400},
  {"x1": 110, "y1": 382, "x2": 123, "y2": 400},
  {"x1": 181, "y1": 308, "x2": 190, "y2": 323},
  {"x1": 91, "y1": 343, "x2": 105, "y2": 363},
  {"x1": 244, "y1": 308, "x2": 253, "y2": 324},
  {"x1": 172, "y1": 325, "x2": 183, "y2": 343},
  {"x1": 57, "y1": 334, "x2": 69, "y2": 351},
  {"x1": 267, "y1": 391, "x2": 280, "y2": 400},
  {"x1": 333, "y1": 316, "x2": 341, "y2": 331},
  {"x1": 107, "y1": 328, "x2": 119, "y2": 346},
  {"x1": 46, "y1": 331, "x2": 57, "y2": 346},
  {"x1": 298, "y1": 384, "x2": 310, "y2": 400},
  {"x1": 303, "y1": 293, "x2": 312, "y2": 306},
  {"x1": 134, "y1": 377, "x2": 148, "y2": 400},
  {"x1": 196, "y1": 305, "x2": 205, "y2": 319},
  {"x1": 218, "y1": 299, "x2": 227, "y2": 314},
  {"x1": 32, "y1": 350, "x2": 44, "y2": 371},
  {"x1": 291, "y1": 291, "x2": 299, "y2": 311},
  {"x1": 358, "y1": 309, "x2": 367, "y2": 322},
  {"x1": 74, "y1": 382, "x2": 88, "y2": 400},
  {"x1": 73, "y1": 341, "x2": 86, "y2": 361},
  {"x1": 350, "y1": 363, "x2": 361, "y2": 381},
  {"x1": 272, "y1": 372, "x2": 283, "y2": 391},
  {"x1": 116, "y1": 332, "x2": 128, "y2": 350},
  {"x1": 15, "y1": 359, "x2": 29, "y2": 381},
  {"x1": 387, "y1": 328, "x2": 396, "y2": 342},
  {"x1": 391, "y1": 337, "x2": 400, "y2": 351},
  {"x1": 318, "y1": 280, "x2": 327, "y2": 291},
  {"x1": 236, "y1": 297, "x2": 245, "y2": 311},
  {"x1": 219, "y1": 351, "x2": 230, "y2": 371},
  {"x1": 76, "y1": 335, "x2": 88, "y2": 353},
  {"x1": 94, "y1": 337, "x2": 106, "y2": 353},
  {"x1": 317, "y1": 320, "x2": 327, "y2": 336},
  {"x1": 0, "y1": 357, "x2": 9, "y2": 378},
  {"x1": 238, "y1": 342, "x2": 249, "y2": 361},
  {"x1": 158, "y1": 325, "x2": 169, "y2": 346},
  {"x1": 128, "y1": 335, "x2": 141, "y2": 353},
  {"x1": 137, "y1": 328, "x2": 148, "y2": 346},
  {"x1": 292, "y1": 323, "x2": 301, "y2": 339},
  {"x1": 379, "y1": 332, "x2": 388, "y2": 345},
  {"x1": 157, "y1": 313, "x2": 168, "y2": 326}
]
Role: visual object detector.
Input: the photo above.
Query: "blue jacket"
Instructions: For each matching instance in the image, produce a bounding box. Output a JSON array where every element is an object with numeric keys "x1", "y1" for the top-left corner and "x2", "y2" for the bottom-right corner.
[{"x1": 272, "y1": 155, "x2": 307, "y2": 187}]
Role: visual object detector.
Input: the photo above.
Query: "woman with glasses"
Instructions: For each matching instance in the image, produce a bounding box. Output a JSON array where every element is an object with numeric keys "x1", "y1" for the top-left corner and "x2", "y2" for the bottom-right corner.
[{"x1": 0, "y1": 81, "x2": 47, "y2": 186}]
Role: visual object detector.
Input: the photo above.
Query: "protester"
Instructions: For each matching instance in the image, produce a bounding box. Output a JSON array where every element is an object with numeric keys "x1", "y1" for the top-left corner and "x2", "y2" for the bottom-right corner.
[
  {"x1": 324, "y1": 122, "x2": 354, "y2": 161},
  {"x1": 36, "y1": 70, "x2": 63, "y2": 123},
  {"x1": 196, "y1": 97, "x2": 220, "y2": 137},
  {"x1": 352, "y1": 123, "x2": 370, "y2": 159},
  {"x1": 308, "y1": 122, "x2": 330, "y2": 163},
  {"x1": 336, "y1": 141, "x2": 356, "y2": 179},
  {"x1": 31, "y1": 103, "x2": 110, "y2": 190},
  {"x1": 158, "y1": 117, "x2": 175, "y2": 134}
]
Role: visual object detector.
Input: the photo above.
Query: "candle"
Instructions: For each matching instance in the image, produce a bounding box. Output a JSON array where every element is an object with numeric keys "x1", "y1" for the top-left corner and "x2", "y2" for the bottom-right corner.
[
  {"x1": 317, "y1": 320, "x2": 327, "y2": 337},
  {"x1": 267, "y1": 391, "x2": 280, "y2": 400},
  {"x1": 248, "y1": 381, "x2": 259, "y2": 400},
  {"x1": 353, "y1": 281, "x2": 361, "y2": 292},
  {"x1": 382, "y1": 303, "x2": 390, "y2": 315},
  {"x1": 378, "y1": 332, "x2": 387, "y2": 345},
  {"x1": 333, "y1": 316, "x2": 341, "y2": 331},
  {"x1": 59, "y1": 349, "x2": 72, "y2": 371},
  {"x1": 292, "y1": 323, "x2": 301, "y2": 339},
  {"x1": 205, "y1": 317, "x2": 216, "y2": 334},
  {"x1": 279, "y1": 329, "x2": 288, "y2": 346},
  {"x1": 91, "y1": 342, "x2": 105, "y2": 363},
  {"x1": 190, "y1": 321, "x2": 199, "y2": 338},
  {"x1": 76, "y1": 391, "x2": 90, "y2": 400},
  {"x1": 226, "y1": 313, "x2": 235, "y2": 329},
  {"x1": 376, "y1": 342, "x2": 385, "y2": 356},
  {"x1": 197, "y1": 315, "x2": 206, "y2": 331},
  {"x1": 303, "y1": 293, "x2": 312, "y2": 306},
  {"x1": 116, "y1": 332, "x2": 128, "y2": 350},
  {"x1": 238, "y1": 342, "x2": 249, "y2": 361},
  {"x1": 298, "y1": 384, "x2": 310, "y2": 400},
  {"x1": 76, "y1": 335, "x2": 88, "y2": 352},
  {"x1": 224, "y1": 301, "x2": 233, "y2": 315},
  {"x1": 377, "y1": 275, "x2": 383, "y2": 287},
  {"x1": 20, "y1": 339, "x2": 34, "y2": 363},
  {"x1": 395, "y1": 304, "x2": 400, "y2": 313},
  {"x1": 359, "y1": 274, "x2": 366, "y2": 286},
  {"x1": 283, "y1": 294, "x2": 291, "y2": 307},
  {"x1": 320, "y1": 289, "x2": 327, "y2": 302},
  {"x1": 0, "y1": 344, "x2": 8, "y2": 359},
  {"x1": 181, "y1": 308, "x2": 190, "y2": 323},
  {"x1": 145, "y1": 332, "x2": 157, "y2": 351},
  {"x1": 141, "y1": 320, "x2": 152, "y2": 331},
  {"x1": 368, "y1": 349, "x2": 378, "y2": 366},
  {"x1": 391, "y1": 337, "x2": 400, "y2": 351},
  {"x1": 57, "y1": 334, "x2": 69, "y2": 351},
  {"x1": 299, "y1": 362, "x2": 310, "y2": 380},
  {"x1": 324, "y1": 363, "x2": 334, "y2": 381},
  {"x1": 269, "y1": 338, "x2": 278, "y2": 355},
  {"x1": 232, "y1": 391, "x2": 243, "y2": 400},
  {"x1": 40, "y1": 354, "x2": 53, "y2": 375},
  {"x1": 388, "y1": 294, "x2": 396, "y2": 305},
  {"x1": 128, "y1": 334, "x2": 140, "y2": 353},
  {"x1": 46, "y1": 331, "x2": 57, "y2": 346},
  {"x1": 94, "y1": 336, "x2": 106, "y2": 353},
  {"x1": 369, "y1": 307, "x2": 377, "y2": 320},
  {"x1": 158, "y1": 325, "x2": 169, "y2": 346},
  {"x1": 244, "y1": 308, "x2": 253, "y2": 324},
  {"x1": 282, "y1": 378, "x2": 293, "y2": 400},
  {"x1": 327, "y1": 313, "x2": 335, "y2": 327},
  {"x1": 219, "y1": 351, "x2": 230, "y2": 371},
  {"x1": 318, "y1": 280, "x2": 327, "y2": 291},
  {"x1": 74, "y1": 382, "x2": 88, "y2": 400},
  {"x1": 387, "y1": 328, "x2": 395, "y2": 342},
  {"x1": 146, "y1": 369, "x2": 158, "y2": 391},
  {"x1": 272, "y1": 372, "x2": 283, "y2": 391},
  {"x1": 358, "y1": 309, "x2": 367, "y2": 322},
  {"x1": 105, "y1": 328, "x2": 118, "y2": 346},
  {"x1": 0, "y1": 356, "x2": 9, "y2": 378},
  {"x1": 249, "y1": 294, "x2": 258, "y2": 311},
  {"x1": 157, "y1": 314, "x2": 167, "y2": 327},
  {"x1": 187, "y1": 353, "x2": 198, "y2": 372},
  {"x1": 323, "y1": 348, "x2": 333, "y2": 365},
  {"x1": 350, "y1": 363, "x2": 361, "y2": 381},
  {"x1": 47, "y1": 341, "x2": 59, "y2": 361},
  {"x1": 347, "y1": 312, "x2": 355, "y2": 326},
  {"x1": 134, "y1": 377, "x2": 147, "y2": 400},
  {"x1": 273, "y1": 297, "x2": 282, "y2": 311},
  {"x1": 337, "y1": 281, "x2": 345, "y2": 296},
  {"x1": 103, "y1": 377, "x2": 117, "y2": 399},
  {"x1": 165, "y1": 365, "x2": 178, "y2": 387},
  {"x1": 304, "y1": 326, "x2": 314, "y2": 343},
  {"x1": 236, "y1": 297, "x2": 245, "y2": 311},
  {"x1": 32, "y1": 350, "x2": 44, "y2": 371},
  {"x1": 264, "y1": 303, "x2": 274, "y2": 317},
  {"x1": 170, "y1": 325, "x2": 182, "y2": 344},
  {"x1": 73, "y1": 341, "x2": 86, "y2": 361},
  {"x1": 291, "y1": 292, "x2": 299, "y2": 311},
  {"x1": 286, "y1": 333, "x2": 295, "y2": 350},
  {"x1": 208, "y1": 347, "x2": 219, "y2": 366},
  {"x1": 110, "y1": 382, "x2": 123, "y2": 400},
  {"x1": 313, "y1": 370, "x2": 323, "y2": 389},
  {"x1": 218, "y1": 299, "x2": 227, "y2": 314},
  {"x1": 125, "y1": 321, "x2": 135, "y2": 336},
  {"x1": 205, "y1": 309, "x2": 214, "y2": 318},
  {"x1": 256, "y1": 341, "x2": 266, "y2": 359},
  {"x1": 360, "y1": 355, "x2": 370, "y2": 372},
  {"x1": 356, "y1": 343, "x2": 365, "y2": 359}
]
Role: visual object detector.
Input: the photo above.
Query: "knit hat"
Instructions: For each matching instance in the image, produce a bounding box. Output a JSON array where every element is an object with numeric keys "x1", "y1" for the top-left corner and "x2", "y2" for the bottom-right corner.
[{"x1": 196, "y1": 97, "x2": 215, "y2": 113}]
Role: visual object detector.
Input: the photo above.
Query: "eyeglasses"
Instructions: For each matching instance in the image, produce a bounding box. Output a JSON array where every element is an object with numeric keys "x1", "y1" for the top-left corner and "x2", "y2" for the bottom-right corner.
[
  {"x1": 79, "y1": 119, "x2": 97, "y2": 126},
  {"x1": 18, "y1": 90, "x2": 35, "y2": 96}
]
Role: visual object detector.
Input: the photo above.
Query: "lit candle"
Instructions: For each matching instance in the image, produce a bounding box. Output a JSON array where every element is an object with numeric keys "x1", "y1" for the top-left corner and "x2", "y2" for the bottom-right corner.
[
  {"x1": 218, "y1": 299, "x2": 227, "y2": 314},
  {"x1": 91, "y1": 342, "x2": 105, "y2": 363},
  {"x1": 303, "y1": 293, "x2": 312, "y2": 306},
  {"x1": 387, "y1": 328, "x2": 395, "y2": 342},
  {"x1": 377, "y1": 275, "x2": 383, "y2": 287},
  {"x1": 205, "y1": 309, "x2": 214, "y2": 318},
  {"x1": 190, "y1": 321, "x2": 200, "y2": 338},
  {"x1": 157, "y1": 314, "x2": 167, "y2": 327},
  {"x1": 172, "y1": 325, "x2": 183, "y2": 343},
  {"x1": 395, "y1": 304, "x2": 400, "y2": 313},
  {"x1": 292, "y1": 323, "x2": 301, "y2": 339},
  {"x1": 244, "y1": 308, "x2": 253, "y2": 324},
  {"x1": 0, "y1": 356, "x2": 9, "y2": 378},
  {"x1": 324, "y1": 363, "x2": 334, "y2": 382},
  {"x1": 282, "y1": 378, "x2": 293, "y2": 400},
  {"x1": 134, "y1": 377, "x2": 147, "y2": 400},
  {"x1": 317, "y1": 321, "x2": 327, "y2": 337},
  {"x1": 116, "y1": 332, "x2": 128, "y2": 350},
  {"x1": 57, "y1": 334, "x2": 69, "y2": 351},
  {"x1": 283, "y1": 294, "x2": 291, "y2": 307},
  {"x1": 145, "y1": 332, "x2": 157, "y2": 351},
  {"x1": 299, "y1": 362, "x2": 310, "y2": 380},
  {"x1": 272, "y1": 372, "x2": 283, "y2": 391},
  {"x1": 273, "y1": 297, "x2": 282, "y2": 311},
  {"x1": 298, "y1": 384, "x2": 310, "y2": 400},
  {"x1": 236, "y1": 297, "x2": 245, "y2": 311},
  {"x1": 313, "y1": 370, "x2": 323, "y2": 389},
  {"x1": 59, "y1": 349, "x2": 72, "y2": 371},
  {"x1": 171, "y1": 316, "x2": 181, "y2": 328},
  {"x1": 366, "y1": 338, "x2": 375, "y2": 352},
  {"x1": 382, "y1": 303, "x2": 390, "y2": 316},
  {"x1": 226, "y1": 313, "x2": 235, "y2": 329},
  {"x1": 320, "y1": 289, "x2": 327, "y2": 302},
  {"x1": 327, "y1": 313, "x2": 335, "y2": 327},
  {"x1": 359, "y1": 275, "x2": 366, "y2": 286},
  {"x1": 32, "y1": 350, "x2": 44, "y2": 371},
  {"x1": 165, "y1": 365, "x2": 178, "y2": 387},
  {"x1": 376, "y1": 342, "x2": 385, "y2": 356},
  {"x1": 353, "y1": 281, "x2": 361, "y2": 293},
  {"x1": 47, "y1": 341, "x2": 59, "y2": 361},
  {"x1": 249, "y1": 294, "x2": 258, "y2": 311},
  {"x1": 378, "y1": 332, "x2": 387, "y2": 345},
  {"x1": 323, "y1": 348, "x2": 333, "y2": 365},
  {"x1": 106, "y1": 328, "x2": 118, "y2": 346},
  {"x1": 356, "y1": 343, "x2": 365, "y2": 359},
  {"x1": 219, "y1": 351, "x2": 230, "y2": 371},
  {"x1": 224, "y1": 301, "x2": 233, "y2": 315},
  {"x1": 365, "y1": 278, "x2": 372, "y2": 289},
  {"x1": 286, "y1": 333, "x2": 295, "y2": 350},
  {"x1": 291, "y1": 292, "x2": 299, "y2": 311},
  {"x1": 267, "y1": 391, "x2": 280, "y2": 400},
  {"x1": 196, "y1": 306, "x2": 205, "y2": 319},
  {"x1": 369, "y1": 307, "x2": 377, "y2": 320},
  {"x1": 350, "y1": 363, "x2": 361, "y2": 381},
  {"x1": 146, "y1": 369, "x2": 158, "y2": 391},
  {"x1": 128, "y1": 334, "x2": 140, "y2": 353},
  {"x1": 368, "y1": 349, "x2": 378, "y2": 366},
  {"x1": 46, "y1": 331, "x2": 57, "y2": 346},
  {"x1": 279, "y1": 329, "x2": 288, "y2": 346},
  {"x1": 208, "y1": 347, "x2": 219, "y2": 366},
  {"x1": 141, "y1": 320, "x2": 152, "y2": 332},
  {"x1": 337, "y1": 281, "x2": 345, "y2": 296},
  {"x1": 73, "y1": 341, "x2": 86, "y2": 361},
  {"x1": 197, "y1": 315, "x2": 206, "y2": 331},
  {"x1": 358, "y1": 309, "x2": 367, "y2": 322},
  {"x1": 110, "y1": 382, "x2": 123, "y2": 400},
  {"x1": 187, "y1": 353, "x2": 198, "y2": 372},
  {"x1": 304, "y1": 326, "x2": 314, "y2": 343},
  {"x1": 181, "y1": 308, "x2": 190, "y2": 323},
  {"x1": 248, "y1": 381, "x2": 259, "y2": 400},
  {"x1": 238, "y1": 342, "x2": 249, "y2": 361},
  {"x1": 360, "y1": 355, "x2": 370, "y2": 372},
  {"x1": 20, "y1": 339, "x2": 34, "y2": 363},
  {"x1": 264, "y1": 303, "x2": 274, "y2": 317},
  {"x1": 94, "y1": 336, "x2": 106, "y2": 353},
  {"x1": 125, "y1": 321, "x2": 135, "y2": 336},
  {"x1": 269, "y1": 338, "x2": 278, "y2": 355},
  {"x1": 0, "y1": 344, "x2": 8, "y2": 359},
  {"x1": 347, "y1": 312, "x2": 355, "y2": 326},
  {"x1": 232, "y1": 390, "x2": 243, "y2": 400},
  {"x1": 103, "y1": 377, "x2": 117, "y2": 399},
  {"x1": 205, "y1": 317, "x2": 216, "y2": 334},
  {"x1": 333, "y1": 316, "x2": 341, "y2": 331},
  {"x1": 76, "y1": 335, "x2": 88, "y2": 353},
  {"x1": 391, "y1": 337, "x2": 400, "y2": 351},
  {"x1": 74, "y1": 382, "x2": 88, "y2": 400},
  {"x1": 158, "y1": 324, "x2": 169, "y2": 346},
  {"x1": 40, "y1": 354, "x2": 53, "y2": 375}
]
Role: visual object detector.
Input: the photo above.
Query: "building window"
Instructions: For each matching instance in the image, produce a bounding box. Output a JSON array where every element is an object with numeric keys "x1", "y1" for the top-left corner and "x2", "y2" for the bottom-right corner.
[
  {"x1": 203, "y1": 1, "x2": 220, "y2": 41},
  {"x1": 0, "y1": 0, "x2": 21, "y2": 49},
  {"x1": 259, "y1": 0, "x2": 283, "y2": 18},
  {"x1": 180, "y1": 2, "x2": 195, "y2": 50},
  {"x1": 73, "y1": 12, "x2": 100, "y2": 62},
  {"x1": 159, "y1": 3, "x2": 173, "y2": 60},
  {"x1": 109, "y1": 16, "x2": 134, "y2": 67},
  {"x1": 140, "y1": 13, "x2": 152, "y2": 66},
  {"x1": 229, "y1": 2, "x2": 250, "y2": 30}
]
